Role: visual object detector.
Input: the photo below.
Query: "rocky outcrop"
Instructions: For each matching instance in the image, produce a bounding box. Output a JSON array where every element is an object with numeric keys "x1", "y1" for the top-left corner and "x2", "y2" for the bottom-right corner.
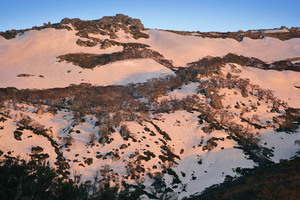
[
  {"x1": 166, "y1": 27, "x2": 300, "y2": 41},
  {"x1": 76, "y1": 38, "x2": 101, "y2": 47},
  {"x1": 0, "y1": 14, "x2": 149, "y2": 41},
  {"x1": 60, "y1": 14, "x2": 149, "y2": 40}
]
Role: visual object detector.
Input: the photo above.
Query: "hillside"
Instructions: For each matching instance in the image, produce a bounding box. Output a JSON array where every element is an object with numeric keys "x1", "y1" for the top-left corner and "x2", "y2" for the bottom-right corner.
[
  {"x1": 185, "y1": 157, "x2": 300, "y2": 200},
  {"x1": 0, "y1": 14, "x2": 299, "y2": 199}
]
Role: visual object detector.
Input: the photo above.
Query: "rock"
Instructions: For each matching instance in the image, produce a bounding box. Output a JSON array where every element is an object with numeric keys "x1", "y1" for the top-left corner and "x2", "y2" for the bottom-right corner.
[
  {"x1": 60, "y1": 17, "x2": 71, "y2": 25},
  {"x1": 241, "y1": 89, "x2": 248, "y2": 97},
  {"x1": 37, "y1": 108, "x2": 43, "y2": 115},
  {"x1": 210, "y1": 93, "x2": 223, "y2": 109},
  {"x1": 76, "y1": 39, "x2": 98, "y2": 47},
  {"x1": 31, "y1": 146, "x2": 44, "y2": 154},
  {"x1": 112, "y1": 154, "x2": 120, "y2": 161}
]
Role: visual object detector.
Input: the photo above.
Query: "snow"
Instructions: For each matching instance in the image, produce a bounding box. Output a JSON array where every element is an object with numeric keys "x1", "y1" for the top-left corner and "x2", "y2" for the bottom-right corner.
[
  {"x1": 1, "y1": 28, "x2": 300, "y2": 89},
  {"x1": 0, "y1": 109, "x2": 58, "y2": 166},
  {"x1": 137, "y1": 30, "x2": 300, "y2": 66},
  {"x1": 149, "y1": 111, "x2": 256, "y2": 198},
  {"x1": 0, "y1": 28, "x2": 174, "y2": 89},
  {"x1": 0, "y1": 58, "x2": 174, "y2": 89},
  {"x1": 259, "y1": 130, "x2": 300, "y2": 162},
  {"x1": 1, "y1": 96, "x2": 299, "y2": 199},
  {"x1": 263, "y1": 28, "x2": 289, "y2": 34},
  {"x1": 223, "y1": 64, "x2": 300, "y2": 108},
  {"x1": 159, "y1": 82, "x2": 199, "y2": 101}
]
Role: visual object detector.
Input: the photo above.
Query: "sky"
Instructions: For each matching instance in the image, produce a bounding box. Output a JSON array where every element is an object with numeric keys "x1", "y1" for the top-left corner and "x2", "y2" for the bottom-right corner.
[{"x1": 0, "y1": 0, "x2": 299, "y2": 32}]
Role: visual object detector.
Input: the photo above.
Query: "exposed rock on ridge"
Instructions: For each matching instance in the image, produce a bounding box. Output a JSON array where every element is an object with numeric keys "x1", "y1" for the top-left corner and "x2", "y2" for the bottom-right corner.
[
  {"x1": 60, "y1": 14, "x2": 149, "y2": 40},
  {"x1": 0, "y1": 14, "x2": 149, "y2": 40}
]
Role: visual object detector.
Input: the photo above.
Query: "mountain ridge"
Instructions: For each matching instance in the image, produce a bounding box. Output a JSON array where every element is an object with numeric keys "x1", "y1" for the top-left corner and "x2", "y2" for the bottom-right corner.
[{"x1": 1, "y1": 14, "x2": 300, "y2": 41}]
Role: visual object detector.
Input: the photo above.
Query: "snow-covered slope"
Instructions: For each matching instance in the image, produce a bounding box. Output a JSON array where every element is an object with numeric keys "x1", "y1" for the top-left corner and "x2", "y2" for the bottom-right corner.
[
  {"x1": 1, "y1": 25, "x2": 300, "y2": 89},
  {"x1": 141, "y1": 30, "x2": 300, "y2": 66},
  {"x1": 222, "y1": 64, "x2": 300, "y2": 108},
  {"x1": 0, "y1": 28, "x2": 174, "y2": 89}
]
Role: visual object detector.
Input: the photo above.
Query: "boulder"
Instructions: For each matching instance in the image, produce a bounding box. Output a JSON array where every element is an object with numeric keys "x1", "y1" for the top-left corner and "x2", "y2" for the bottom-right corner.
[
  {"x1": 210, "y1": 93, "x2": 223, "y2": 109},
  {"x1": 37, "y1": 108, "x2": 43, "y2": 115}
]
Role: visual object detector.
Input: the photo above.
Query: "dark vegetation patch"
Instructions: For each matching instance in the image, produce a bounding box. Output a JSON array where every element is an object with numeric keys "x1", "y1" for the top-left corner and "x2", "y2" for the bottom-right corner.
[
  {"x1": 149, "y1": 121, "x2": 171, "y2": 141},
  {"x1": 13, "y1": 130, "x2": 23, "y2": 140},
  {"x1": 137, "y1": 150, "x2": 156, "y2": 162},
  {"x1": 223, "y1": 53, "x2": 300, "y2": 71},
  {"x1": 159, "y1": 145, "x2": 180, "y2": 165},
  {"x1": 17, "y1": 74, "x2": 35, "y2": 77},
  {"x1": 31, "y1": 146, "x2": 44, "y2": 154},
  {"x1": 84, "y1": 158, "x2": 93, "y2": 165},
  {"x1": 185, "y1": 157, "x2": 300, "y2": 200},
  {"x1": 13, "y1": 114, "x2": 70, "y2": 176},
  {"x1": 274, "y1": 107, "x2": 300, "y2": 133},
  {"x1": 57, "y1": 44, "x2": 173, "y2": 69},
  {"x1": 30, "y1": 153, "x2": 50, "y2": 162},
  {"x1": 202, "y1": 137, "x2": 219, "y2": 151},
  {"x1": 0, "y1": 116, "x2": 7, "y2": 122},
  {"x1": 167, "y1": 168, "x2": 182, "y2": 184},
  {"x1": 0, "y1": 157, "x2": 153, "y2": 200},
  {"x1": 228, "y1": 123, "x2": 274, "y2": 166}
]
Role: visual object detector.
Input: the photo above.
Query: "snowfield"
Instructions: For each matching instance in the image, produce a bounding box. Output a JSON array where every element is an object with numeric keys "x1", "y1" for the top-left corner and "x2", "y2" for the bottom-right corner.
[
  {"x1": 222, "y1": 64, "x2": 300, "y2": 108},
  {"x1": 1, "y1": 27, "x2": 300, "y2": 89},
  {"x1": 0, "y1": 28, "x2": 174, "y2": 89},
  {"x1": 141, "y1": 30, "x2": 300, "y2": 66}
]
